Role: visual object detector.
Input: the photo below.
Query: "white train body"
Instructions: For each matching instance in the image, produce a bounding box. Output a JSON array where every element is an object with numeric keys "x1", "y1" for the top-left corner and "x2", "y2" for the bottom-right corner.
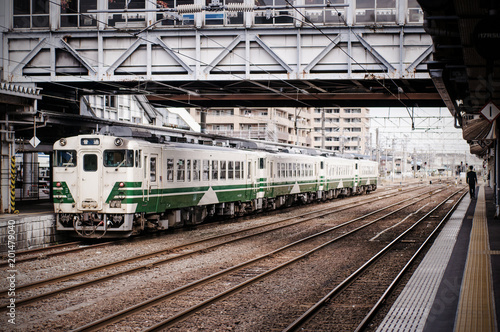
[{"x1": 53, "y1": 134, "x2": 378, "y2": 238}]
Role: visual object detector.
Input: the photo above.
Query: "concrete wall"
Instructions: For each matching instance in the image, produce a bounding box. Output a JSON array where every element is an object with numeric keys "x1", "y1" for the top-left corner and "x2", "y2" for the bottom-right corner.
[{"x1": 0, "y1": 214, "x2": 66, "y2": 253}]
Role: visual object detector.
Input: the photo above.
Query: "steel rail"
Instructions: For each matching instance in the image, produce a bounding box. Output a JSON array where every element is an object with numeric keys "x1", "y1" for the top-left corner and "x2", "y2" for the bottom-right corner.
[
  {"x1": 73, "y1": 187, "x2": 448, "y2": 331},
  {"x1": 0, "y1": 185, "x2": 430, "y2": 312},
  {"x1": 353, "y1": 189, "x2": 468, "y2": 332},
  {"x1": 0, "y1": 184, "x2": 424, "y2": 298},
  {"x1": 0, "y1": 241, "x2": 116, "y2": 268},
  {"x1": 282, "y1": 188, "x2": 465, "y2": 332},
  {"x1": 143, "y1": 188, "x2": 454, "y2": 332}
]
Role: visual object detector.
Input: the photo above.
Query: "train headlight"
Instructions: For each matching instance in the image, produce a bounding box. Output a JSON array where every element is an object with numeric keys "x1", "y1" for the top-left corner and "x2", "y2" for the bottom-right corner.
[
  {"x1": 59, "y1": 138, "x2": 67, "y2": 146},
  {"x1": 114, "y1": 138, "x2": 123, "y2": 146},
  {"x1": 110, "y1": 200, "x2": 122, "y2": 208}
]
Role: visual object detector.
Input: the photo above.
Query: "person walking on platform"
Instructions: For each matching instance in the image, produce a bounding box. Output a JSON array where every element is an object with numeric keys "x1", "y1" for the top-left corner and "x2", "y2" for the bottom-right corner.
[{"x1": 466, "y1": 166, "x2": 477, "y2": 199}]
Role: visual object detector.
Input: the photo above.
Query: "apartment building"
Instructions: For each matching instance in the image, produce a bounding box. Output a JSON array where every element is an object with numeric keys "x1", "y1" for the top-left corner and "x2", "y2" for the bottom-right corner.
[
  {"x1": 189, "y1": 107, "x2": 371, "y2": 153},
  {"x1": 311, "y1": 107, "x2": 371, "y2": 154}
]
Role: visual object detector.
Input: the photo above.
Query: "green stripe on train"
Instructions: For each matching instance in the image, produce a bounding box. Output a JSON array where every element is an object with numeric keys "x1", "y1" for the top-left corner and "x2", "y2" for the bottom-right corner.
[
  {"x1": 52, "y1": 182, "x2": 75, "y2": 204},
  {"x1": 105, "y1": 176, "x2": 373, "y2": 213}
]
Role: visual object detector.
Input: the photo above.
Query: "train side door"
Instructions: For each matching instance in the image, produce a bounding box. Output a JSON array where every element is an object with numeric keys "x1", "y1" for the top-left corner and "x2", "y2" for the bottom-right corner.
[
  {"x1": 78, "y1": 151, "x2": 103, "y2": 210},
  {"x1": 143, "y1": 154, "x2": 159, "y2": 203},
  {"x1": 149, "y1": 154, "x2": 159, "y2": 208},
  {"x1": 354, "y1": 162, "x2": 359, "y2": 188}
]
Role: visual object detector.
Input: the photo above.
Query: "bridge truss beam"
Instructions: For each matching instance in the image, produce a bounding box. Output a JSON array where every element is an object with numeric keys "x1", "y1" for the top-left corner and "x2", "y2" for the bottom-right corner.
[{"x1": 3, "y1": 25, "x2": 440, "y2": 108}]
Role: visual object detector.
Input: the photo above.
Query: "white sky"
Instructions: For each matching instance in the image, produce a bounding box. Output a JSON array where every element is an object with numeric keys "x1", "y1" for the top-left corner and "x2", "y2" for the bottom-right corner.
[{"x1": 368, "y1": 107, "x2": 473, "y2": 155}]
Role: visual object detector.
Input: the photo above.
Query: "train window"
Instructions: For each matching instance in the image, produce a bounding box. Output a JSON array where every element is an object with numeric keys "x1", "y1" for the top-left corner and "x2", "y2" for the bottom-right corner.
[
  {"x1": 104, "y1": 150, "x2": 134, "y2": 167},
  {"x1": 135, "y1": 151, "x2": 139, "y2": 167},
  {"x1": 193, "y1": 160, "x2": 200, "y2": 181},
  {"x1": 54, "y1": 150, "x2": 77, "y2": 167},
  {"x1": 281, "y1": 163, "x2": 285, "y2": 178},
  {"x1": 355, "y1": 163, "x2": 358, "y2": 170},
  {"x1": 228, "y1": 161, "x2": 234, "y2": 179},
  {"x1": 235, "y1": 161, "x2": 241, "y2": 179},
  {"x1": 321, "y1": 161, "x2": 324, "y2": 169},
  {"x1": 83, "y1": 154, "x2": 97, "y2": 172},
  {"x1": 248, "y1": 161, "x2": 251, "y2": 179},
  {"x1": 187, "y1": 160, "x2": 191, "y2": 182},
  {"x1": 203, "y1": 160, "x2": 210, "y2": 181},
  {"x1": 167, "y1": 159, "x2": 174, "y2": 182},
  {"x1": 277, "y1": 163, "x2": 281, "y2": 178},
  {"x1": 212, "y1": 160, "x2": 219, "y2": 180},
  {"x1": 220, "y1": 161, "x2": 226, "y2": 180},
  {"x1": 150, "y1": 157, "x2": 157, "y2": 182},
  {"x1": 293, "y1": 163, "x2": 297, "y2": 177},
  {"x1": 259, "y1": 158, "x2": 265, "y2": 169},
  {"x1": 177, "y1": 159, "x2": 185, "y2": 182}
]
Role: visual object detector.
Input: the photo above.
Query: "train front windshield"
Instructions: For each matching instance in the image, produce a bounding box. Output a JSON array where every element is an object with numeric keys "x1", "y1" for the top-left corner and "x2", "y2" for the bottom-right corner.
[
  {"x1": 103, "y1": 150, "x2": 134, "y2": 167},
  {"x1": 54, "y1": 150, "x2": 77, "y2": 167}
]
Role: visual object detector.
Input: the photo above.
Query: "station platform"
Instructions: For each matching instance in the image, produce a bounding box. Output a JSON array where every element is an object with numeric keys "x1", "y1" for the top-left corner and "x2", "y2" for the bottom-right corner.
[
  {"x1": 0, "y1": 202, "x2": 62, "y2": 252},
  {"x1": 378, "y1": 184, "x2": 499, "y2": 332}
]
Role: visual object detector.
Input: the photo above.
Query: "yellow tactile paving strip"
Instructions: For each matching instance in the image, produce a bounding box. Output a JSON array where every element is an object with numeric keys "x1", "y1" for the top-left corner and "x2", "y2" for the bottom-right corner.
[{"x1": 455, "y1": 186, "x2": 496, "y2": 332}]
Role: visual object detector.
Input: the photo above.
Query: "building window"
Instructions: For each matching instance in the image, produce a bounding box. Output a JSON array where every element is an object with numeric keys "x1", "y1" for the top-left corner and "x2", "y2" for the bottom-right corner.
[
  {"x1": 108, "y1": 0, "x2": 146, "y2": 27},
  {"x1": 356, "y1": 0, "x2": 396, "y2": 24},
  {"x1": 407, "y1": 0, "x2": 423, "y2": 23},
  {"x1": 61, "y1": 0, "x2": 97, "y2": 27},
  {"x1": 14, "y1": 0, "x2": 49, "y2": 28},
  {"x1": 157, "y1": 0, "x2": 195, "y2": 26},
  {"x1": 205, "y1": 0, "x2": 244, "y2": 25},
  {"x1": 255, "y1": 0, "x2": 293, "y2": 25},
  {"x1": 304, "y1": 0, "x2": 344, "y2": 25}
]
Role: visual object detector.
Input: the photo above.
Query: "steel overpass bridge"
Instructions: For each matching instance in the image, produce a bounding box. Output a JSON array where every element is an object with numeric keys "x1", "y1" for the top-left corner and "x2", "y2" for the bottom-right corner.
[{"x1": 1, "y1": 0, "x2": 438, "y2": 110}]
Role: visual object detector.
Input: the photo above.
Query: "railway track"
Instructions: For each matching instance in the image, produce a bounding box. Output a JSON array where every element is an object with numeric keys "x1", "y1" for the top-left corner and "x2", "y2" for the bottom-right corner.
[
  {"x1": 0, "y1": 184, "x2": 428, "y2": 311},
  {"x1": 1, "y1": 183, "x2": 420, "y2": 269},
  {"x1": 0, "y1": 241, "x2": 118, "y2": 268},
  {"x1": 283, "y1": 189, "x2": 466, "y2": 331},
  {"x1": 66, "y1": 186, "x2": 459, "y2": 331}
]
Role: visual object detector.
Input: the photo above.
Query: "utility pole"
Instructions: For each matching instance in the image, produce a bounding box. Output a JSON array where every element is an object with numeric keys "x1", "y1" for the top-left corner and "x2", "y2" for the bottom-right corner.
[
  {"x1": 376, "y1": 128, "x2": 380, "y2": 176},
  {"x1": 413, "y1": 148, "x2": 416, "y2": 179},
  {"x1": 403, "y1": 135, "x2": 407, "y2": 180},
  {"x1": 392, "y1": 138, "x2": 396, "y2": 182}
]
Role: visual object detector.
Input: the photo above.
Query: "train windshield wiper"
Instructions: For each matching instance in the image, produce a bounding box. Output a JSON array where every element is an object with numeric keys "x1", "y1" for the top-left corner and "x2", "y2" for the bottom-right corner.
[{"x1": 115, "y1": 159, "x2": 126, "y2": 170}]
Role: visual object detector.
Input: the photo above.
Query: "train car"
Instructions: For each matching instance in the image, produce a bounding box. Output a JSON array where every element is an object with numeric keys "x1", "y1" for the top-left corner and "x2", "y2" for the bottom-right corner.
[{"x1": 53, "y1": 133, "x2": 378, "y2": 238}]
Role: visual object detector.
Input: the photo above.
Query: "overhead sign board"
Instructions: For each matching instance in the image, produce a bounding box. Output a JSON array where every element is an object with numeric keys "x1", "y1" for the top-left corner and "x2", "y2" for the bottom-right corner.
[
  {"x1": 29, "y1": 136, "x2": 40, "y2": 148},
  {"x1": 480, "y1": 101, "x2": 500, "y2": 123}
]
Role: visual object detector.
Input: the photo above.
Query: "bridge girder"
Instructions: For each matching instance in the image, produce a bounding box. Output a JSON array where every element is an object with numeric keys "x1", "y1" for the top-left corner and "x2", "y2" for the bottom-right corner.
[{"x1": 4, "y1": 25, "x2": 440, "y2": 108}]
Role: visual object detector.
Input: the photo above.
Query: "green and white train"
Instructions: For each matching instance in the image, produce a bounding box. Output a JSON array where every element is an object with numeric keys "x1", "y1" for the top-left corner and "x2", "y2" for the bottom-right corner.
[{"x1": 53, "y1": 133, "x2": 378, "y2": 238}]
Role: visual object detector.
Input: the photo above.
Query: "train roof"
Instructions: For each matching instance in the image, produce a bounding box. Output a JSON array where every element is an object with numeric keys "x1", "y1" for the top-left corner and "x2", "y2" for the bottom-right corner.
[{"x1": 65, "y1": 128, "x2": 375, "y2": 162}]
